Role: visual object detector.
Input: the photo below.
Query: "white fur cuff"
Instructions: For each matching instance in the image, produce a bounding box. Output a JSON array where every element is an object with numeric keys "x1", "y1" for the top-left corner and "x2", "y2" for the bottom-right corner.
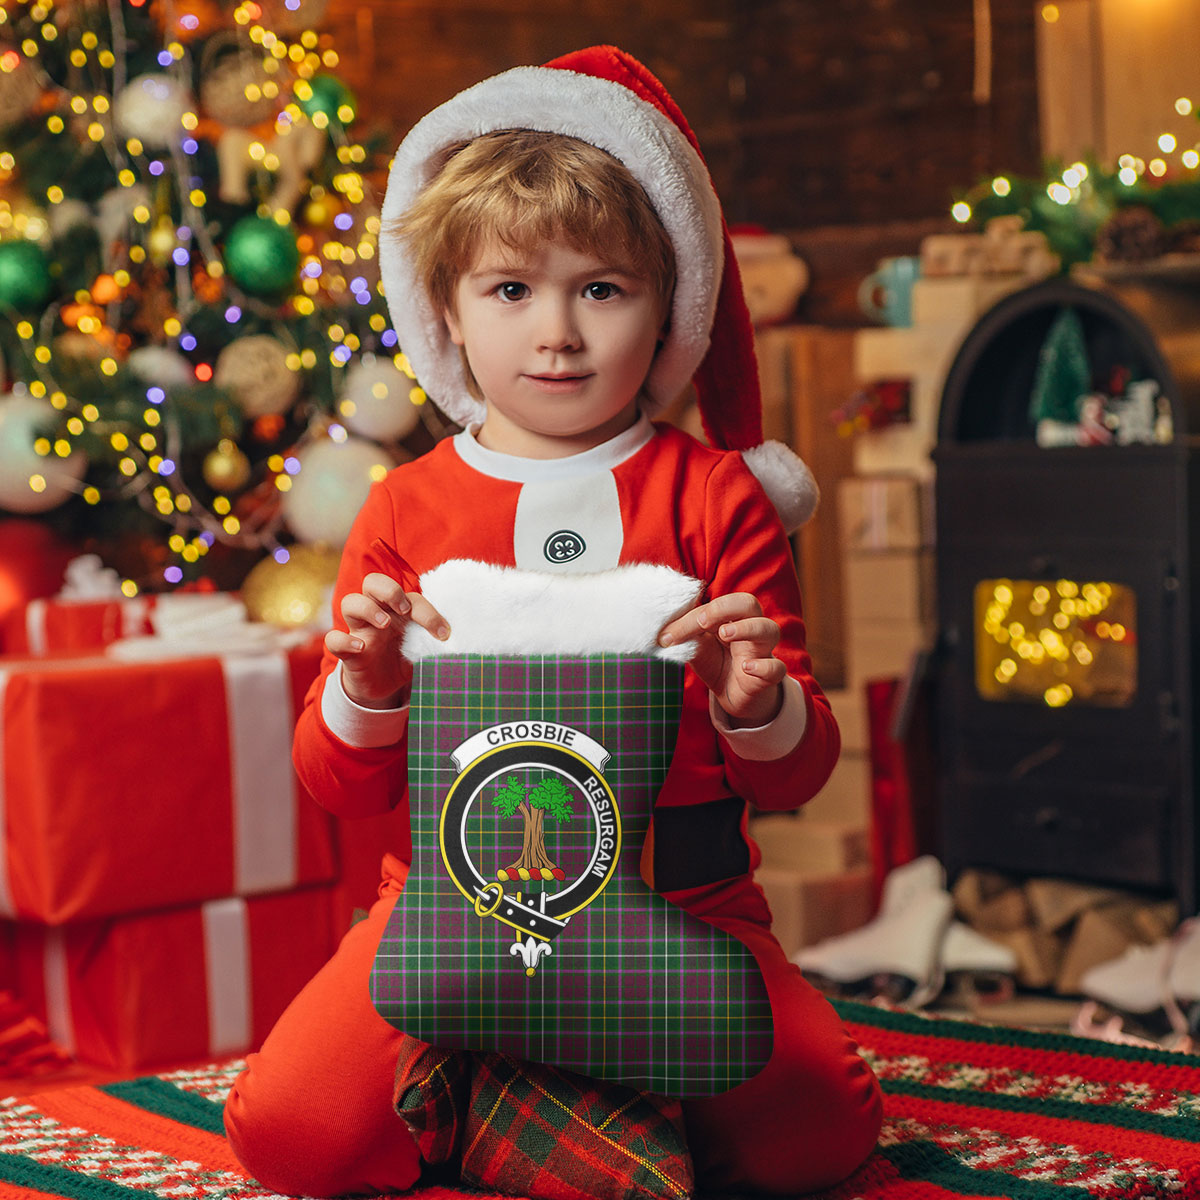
[{"x1": 402, "y1": 560, "x2": 702, "y2": 661}]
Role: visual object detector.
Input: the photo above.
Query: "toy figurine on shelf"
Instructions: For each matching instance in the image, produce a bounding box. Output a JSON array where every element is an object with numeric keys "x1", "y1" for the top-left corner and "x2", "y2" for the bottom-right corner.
[{"x1": 1030, "y1": 309, "x2": 1172, "y2": 447}]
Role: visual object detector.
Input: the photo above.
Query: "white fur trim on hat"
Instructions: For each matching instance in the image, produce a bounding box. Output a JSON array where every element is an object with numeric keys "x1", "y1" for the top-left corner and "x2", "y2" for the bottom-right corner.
[
  {"x1": 741, "y1": 441, "x2": 820, "y2": 533},
  {"x1": 401, "y1": 560, "x2": 702, "y2": 662},
  {"x1": 379, "y1": 65, "x2": 724, "y2": 429}
]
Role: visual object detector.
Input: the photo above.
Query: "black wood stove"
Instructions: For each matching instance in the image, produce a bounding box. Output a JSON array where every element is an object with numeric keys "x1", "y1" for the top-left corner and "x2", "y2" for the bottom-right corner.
[{"x1": 934, "y1": 276, "x2": 1200, "y2": 914}]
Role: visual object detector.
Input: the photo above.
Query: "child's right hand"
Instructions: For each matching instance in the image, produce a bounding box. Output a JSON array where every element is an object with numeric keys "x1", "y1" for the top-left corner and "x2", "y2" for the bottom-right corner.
[{"x1": 324, "y1": 573, "x2": 450, "y2": 709}]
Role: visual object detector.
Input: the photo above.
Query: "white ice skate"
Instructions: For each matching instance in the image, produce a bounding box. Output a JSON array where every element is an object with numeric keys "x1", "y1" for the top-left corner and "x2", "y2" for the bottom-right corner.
[
  {"x1": 941, "y1": 920, "x2": 1018, "y2": 1004},
  {"x1": 1078, "y1": 940, "x2": 1172, "y2": 1016},
  {"x1": 793, "y1": 856, "x2": 954, "y2": 1008},
  {"x1": 1077, "y1": 917, "x2": 1200, "y2": 1048}
]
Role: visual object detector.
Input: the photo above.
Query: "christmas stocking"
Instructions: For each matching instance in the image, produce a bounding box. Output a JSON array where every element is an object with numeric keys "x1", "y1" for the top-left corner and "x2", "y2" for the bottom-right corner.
[{"x1": 370, "y1": 560, "x2": 773, "y2": 1097}]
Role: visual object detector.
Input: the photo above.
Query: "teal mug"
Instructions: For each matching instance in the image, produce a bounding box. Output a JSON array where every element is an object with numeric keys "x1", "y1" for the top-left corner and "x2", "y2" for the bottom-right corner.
[{"x1": 858, "y1": 255, "x2": 922, "y2": 327}]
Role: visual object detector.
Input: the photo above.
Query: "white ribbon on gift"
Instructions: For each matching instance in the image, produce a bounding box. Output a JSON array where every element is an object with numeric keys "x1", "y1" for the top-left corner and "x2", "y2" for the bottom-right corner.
[
  {"x1": 24, "y1": 555, "x2": 150, "y2": 654},
  {"x1": 23, "y1": 595, "x2": 152, "y2": 655},
  {"x1": 23, "y1": 601, "x2": 49, "y2": 656},
  {"x1": 221, "y1": 653, "x2": 299, "y2": 896},
  {"x1": 202, "y1": 896, "x2": 253, "y2": 1055},
  {"x1": 42, "y1": 927, "x2": 74, "y2": 1054},
  {"x1": 40, "y1": 896, "x2": 253, "y2": 1058}
]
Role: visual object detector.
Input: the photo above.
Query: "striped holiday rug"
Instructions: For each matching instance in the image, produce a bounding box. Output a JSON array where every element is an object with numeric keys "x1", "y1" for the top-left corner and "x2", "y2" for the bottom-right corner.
[{"x1": 1, "y1": 999, "x2": 1199, "y2": 1200}]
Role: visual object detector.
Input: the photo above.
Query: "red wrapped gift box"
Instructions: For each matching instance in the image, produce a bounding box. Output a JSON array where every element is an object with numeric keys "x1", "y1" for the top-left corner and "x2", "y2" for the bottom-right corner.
[
  {"x1": 0, "y1": 642, "x2": 338, "y2": 923},
  {"x1": 12, "y1": 886, "x2": 338, "y2": 1071},
  {"x1": 4, "y1": 597, "x2": 156, "y2": 655}
]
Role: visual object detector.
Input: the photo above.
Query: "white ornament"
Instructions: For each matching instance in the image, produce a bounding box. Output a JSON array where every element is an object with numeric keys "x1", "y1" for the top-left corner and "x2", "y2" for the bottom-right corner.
[
  {"x1": 338, "y1": 354, "x2": 421, "y2": 442},
  {"x1": 113, "y1": 74, "x2": 192, "y2": 148},
  {"x1": 96, "y1": 184, "x2": 152, "y2": 269},
  {"x1": 0, "y1": 389, "x2": 86, "y2": 514},
  {"x1": 0, "y1": 54, "x2": 43, "y2": 131},
  {"x1": 48, "y1": 199, "x2": 94, "y2": 240},
  {"x1": 281, "y1": 434, "x2": 393, "y2": 545},
  {"x1": 127, "y1": 346, "x2": 196, "y2": 388},
  {"x1": 200, "y1": 49, "x2": 276, "y2": 127},
  {"x1": 216, "y1": 118, "x2": 325, "y2": 210},
  {"x1": 214, "y1": 334, "x2": 301, "y2": 418}
]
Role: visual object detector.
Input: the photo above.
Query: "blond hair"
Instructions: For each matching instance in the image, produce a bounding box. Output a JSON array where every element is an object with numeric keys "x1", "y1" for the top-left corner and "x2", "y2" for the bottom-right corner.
[{"x1": 391, "y1": 129, "x2": 676, "y2": 326}]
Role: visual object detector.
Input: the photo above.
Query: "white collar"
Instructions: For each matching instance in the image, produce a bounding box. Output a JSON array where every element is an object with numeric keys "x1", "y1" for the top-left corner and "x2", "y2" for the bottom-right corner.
[{"x1": 451, "y1": 411, "x2": 654, "y2": 483}]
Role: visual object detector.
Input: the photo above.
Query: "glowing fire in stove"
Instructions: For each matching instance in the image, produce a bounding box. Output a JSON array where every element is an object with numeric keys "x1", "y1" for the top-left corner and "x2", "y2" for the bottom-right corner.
[{"x1": 975, "y1": 578, "x2": 1137, "y2": 707}]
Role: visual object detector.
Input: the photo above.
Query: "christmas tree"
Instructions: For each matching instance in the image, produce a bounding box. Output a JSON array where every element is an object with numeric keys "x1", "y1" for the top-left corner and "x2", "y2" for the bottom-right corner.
[{"x1": 0, "y1": 0, "x2": 440, "y2": 595}]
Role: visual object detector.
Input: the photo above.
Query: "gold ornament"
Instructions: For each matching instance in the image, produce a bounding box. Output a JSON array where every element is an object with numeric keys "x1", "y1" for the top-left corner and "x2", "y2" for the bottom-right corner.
[
  {"x1": 200, "y1": 40, "x2": 278, "y2": 127},
  {"x1": 202, "y1": 437, "x2": 252, "y2": 491},
  {"x1": 148, "y1": 217, "x2": 178, "y2": 267},
  {"x1": 52, "y1": 329, "x2": 109, "y2": 363},
  {"x1": 241, "y1": 543, "x2": 340, "y2": 628},
  {"x1": 0, "y1": 54, "x2": 44, "y2": 132},
  {"x1": 303, "y1": 197, "x2": 332, "y2": 228},
  {"x1": 214, "y1": 334, "x2": 301, "y2": 418}
]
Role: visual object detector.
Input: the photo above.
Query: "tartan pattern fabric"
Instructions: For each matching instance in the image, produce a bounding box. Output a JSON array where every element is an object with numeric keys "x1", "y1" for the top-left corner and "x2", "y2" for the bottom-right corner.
[
  {"x1": 370, "y1": 653, "x2": 774, "y2": 1097},
  {"x1": 395, "y1": 1036, "x2": 472, "y2": 1166},
  {"x1": 392, "y1": 1033, "x2": 694, "y2": 1200},
  {"x1": 460, "y1": 1052, "x2": 693, "y2": 1200}
]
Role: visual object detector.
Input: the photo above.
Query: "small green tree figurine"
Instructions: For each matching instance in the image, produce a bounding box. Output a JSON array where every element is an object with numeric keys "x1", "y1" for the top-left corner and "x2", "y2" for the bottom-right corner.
[{"x1": 1029, "y1": 307, "x2": 1092, "y2": 426}]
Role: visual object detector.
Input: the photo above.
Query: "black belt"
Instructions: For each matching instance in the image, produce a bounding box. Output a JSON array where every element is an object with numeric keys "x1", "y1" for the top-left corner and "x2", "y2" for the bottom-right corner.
[{"x1": 651, "y1": 796, "x2": 750, "y2": 891}]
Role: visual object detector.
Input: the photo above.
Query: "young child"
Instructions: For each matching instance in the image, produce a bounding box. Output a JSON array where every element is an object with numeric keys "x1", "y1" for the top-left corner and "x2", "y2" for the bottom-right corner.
[{"x1": 224, "y1": 46, "x2": 882, "y2": 1197}]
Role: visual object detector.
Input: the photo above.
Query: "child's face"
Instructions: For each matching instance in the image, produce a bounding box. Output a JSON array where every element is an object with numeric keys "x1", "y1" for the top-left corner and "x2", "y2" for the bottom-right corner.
[{"x1": 443, "y1": 238, "x2": 663, "y2": 457}]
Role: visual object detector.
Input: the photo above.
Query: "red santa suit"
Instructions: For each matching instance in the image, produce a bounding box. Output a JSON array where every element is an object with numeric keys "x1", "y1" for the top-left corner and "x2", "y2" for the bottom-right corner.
[
  {"x1": 225, "y1": 418, "x2": 882, "y2": 1195},
  {"x1": 224, "y1": 43, "x2": 881, "y2": 1199}
]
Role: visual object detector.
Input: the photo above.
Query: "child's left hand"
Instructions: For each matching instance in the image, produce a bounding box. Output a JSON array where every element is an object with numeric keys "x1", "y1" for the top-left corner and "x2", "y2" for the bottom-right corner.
[{"x1": 658, "y1": 592, "x2": 786, "y2": 727}]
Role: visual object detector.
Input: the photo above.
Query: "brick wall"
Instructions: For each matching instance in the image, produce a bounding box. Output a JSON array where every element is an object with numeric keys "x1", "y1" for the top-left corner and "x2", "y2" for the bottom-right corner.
[{"x1": 328, "y1": 0, "x2": 1041, "y2": 236}]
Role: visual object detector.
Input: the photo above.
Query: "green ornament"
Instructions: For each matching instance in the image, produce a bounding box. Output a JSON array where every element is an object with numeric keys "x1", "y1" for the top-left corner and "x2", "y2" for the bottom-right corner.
[
  {"x1": 224, "y1": 215, "x2": 301, "y2": 296},
  {"x1": 0, "y1": 240, "x2": 53, "y2": 311},
  {"x1": 296, "y1": 74, "x2": 356, "y2": 127},
  {"x1": 1029, "y1": 307, "x2": 1091, "y2": 425}
]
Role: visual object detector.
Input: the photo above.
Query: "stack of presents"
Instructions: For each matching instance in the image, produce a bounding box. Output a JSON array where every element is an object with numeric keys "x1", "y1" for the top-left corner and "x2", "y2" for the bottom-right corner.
[
  {"x1": 748, "y1": 220, "x2": 1058, "y2": 960},
  {"x1": 0, "y1": 589, "x2": 405, "y2": 1073}
]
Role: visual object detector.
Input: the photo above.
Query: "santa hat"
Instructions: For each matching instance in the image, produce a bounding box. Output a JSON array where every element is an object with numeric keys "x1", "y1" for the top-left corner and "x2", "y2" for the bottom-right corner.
[{"x1": 379, "y1": 45, "x2": 818, "y2": 530}]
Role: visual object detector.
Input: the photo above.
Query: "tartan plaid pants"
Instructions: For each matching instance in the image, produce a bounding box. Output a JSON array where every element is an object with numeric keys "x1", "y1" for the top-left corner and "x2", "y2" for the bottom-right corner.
[{"x1": 369, "y1": 654, "x2": 774, "y2": 1097}]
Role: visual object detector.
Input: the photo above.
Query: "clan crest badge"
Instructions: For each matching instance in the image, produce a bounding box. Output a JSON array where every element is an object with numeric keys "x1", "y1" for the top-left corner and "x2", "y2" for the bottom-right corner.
[{"x1": 440, "y1": 721, "x2": 621, "y2": 975}]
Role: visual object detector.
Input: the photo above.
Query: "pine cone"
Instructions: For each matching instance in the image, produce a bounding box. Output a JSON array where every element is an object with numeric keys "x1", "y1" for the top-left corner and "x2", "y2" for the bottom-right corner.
[{"x1": 1095, "y1": 206, "x2": 1167, "y2": 263}]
